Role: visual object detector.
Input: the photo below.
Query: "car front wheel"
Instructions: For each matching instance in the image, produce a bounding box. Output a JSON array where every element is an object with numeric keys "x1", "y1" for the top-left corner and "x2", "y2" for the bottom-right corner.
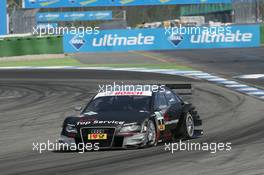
[{"x1": 146, "y1": 120, "x2": 157, "y2": 146}]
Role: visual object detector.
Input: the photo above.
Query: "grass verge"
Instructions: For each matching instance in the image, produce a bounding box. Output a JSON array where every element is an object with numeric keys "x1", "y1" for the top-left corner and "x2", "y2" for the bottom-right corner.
[
  {"x1": 0, "y1": 57, "x2": 82, "y2": 67},
  {"x1": 0, "y1": 57, "x2": 192, "y2": 70}
]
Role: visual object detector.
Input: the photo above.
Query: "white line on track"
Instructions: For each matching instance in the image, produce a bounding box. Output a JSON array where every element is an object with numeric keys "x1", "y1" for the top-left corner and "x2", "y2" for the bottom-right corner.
[
  {"x1": 247, "y1": 91, "x2": 264, "y2": 95},
  {"x1": 225, "y1": 84, "x2": 248, "y2": 88},
  {"x1": 236, "y1": 88, "x2": 260, "y2": 92},
  {"x1": 234, "y1": 74, "x2": 264, "y2": 79}
]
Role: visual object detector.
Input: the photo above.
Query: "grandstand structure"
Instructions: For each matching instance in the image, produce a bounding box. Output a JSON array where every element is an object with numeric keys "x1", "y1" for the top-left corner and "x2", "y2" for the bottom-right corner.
[
  {"x1": 180, "y1": 4, "x2": 232, "y2": 23},
  {"x1": 180, "y1": 0, "x2": 263, "y2": 23},
  {"x1": 233, "y1": 0, "x2": 263, "y2": 23}
]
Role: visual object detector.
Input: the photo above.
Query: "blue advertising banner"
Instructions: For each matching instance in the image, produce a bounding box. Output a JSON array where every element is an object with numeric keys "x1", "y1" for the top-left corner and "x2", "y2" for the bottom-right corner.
[
  {"x1": 36, "y1": 11, "x2": 112, "y2": 22},
  {"x1": 0, "y1": 0, "x2": 7, "y2": 35},
  {"x1": 63, "y1": 25, "x2": 260, "y2": 53},
  {"x1": 23, "y1": 0, "x2": 231, "y2": 8}
]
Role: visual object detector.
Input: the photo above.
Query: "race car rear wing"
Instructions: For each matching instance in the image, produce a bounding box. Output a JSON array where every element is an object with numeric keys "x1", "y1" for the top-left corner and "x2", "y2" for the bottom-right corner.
[{"x1": 165, "y1": 84, "x2": 192, "y2": 95}]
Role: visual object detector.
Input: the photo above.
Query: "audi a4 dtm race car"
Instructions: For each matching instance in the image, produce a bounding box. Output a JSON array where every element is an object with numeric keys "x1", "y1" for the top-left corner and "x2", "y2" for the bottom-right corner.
[{"x1": 59, "y1": 84, "x2": 203, "y2": 150}]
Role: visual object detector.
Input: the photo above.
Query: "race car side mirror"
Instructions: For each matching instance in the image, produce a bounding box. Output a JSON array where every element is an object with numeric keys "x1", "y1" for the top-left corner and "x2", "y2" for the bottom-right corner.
[{"x1": 74, "y1": 106, "x2": 82, "y2": 111}]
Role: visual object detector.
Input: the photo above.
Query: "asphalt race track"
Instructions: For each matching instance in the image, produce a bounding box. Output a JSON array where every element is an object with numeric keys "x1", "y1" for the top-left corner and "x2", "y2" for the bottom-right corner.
[
  {"x1": 155, "y1": 47, "x2": 264, "y2": 87},
  {"x1": 0, "y1": 69, "x2": 264, "y2": 175},
  {"x1": 75, "y1": 47, "x2": 264, "y2": 88},
  {"x1": 156, "y1": 47, "x2": 264, "y2": 76}
]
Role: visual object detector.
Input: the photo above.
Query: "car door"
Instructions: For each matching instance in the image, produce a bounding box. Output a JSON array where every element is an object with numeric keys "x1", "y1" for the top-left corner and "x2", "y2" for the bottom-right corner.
[
  {"x1": 164, "y1": 88, "x2": 183, "y2": 129},
  {"x1": 153, "y1": 90, "x2": 168, "y2": 132}
]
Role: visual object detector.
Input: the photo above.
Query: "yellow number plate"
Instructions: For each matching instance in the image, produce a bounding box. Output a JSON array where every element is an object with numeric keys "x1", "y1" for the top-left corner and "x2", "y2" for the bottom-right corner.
[{"x1": 88, "y1": 133, "x2": 107, "y2": 140}]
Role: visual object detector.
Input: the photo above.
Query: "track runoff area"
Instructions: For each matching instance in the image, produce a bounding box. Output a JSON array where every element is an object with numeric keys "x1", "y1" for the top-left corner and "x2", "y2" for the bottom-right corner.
[{"x1": 0, "y1": 57, "x2": 264, "y2": 174}]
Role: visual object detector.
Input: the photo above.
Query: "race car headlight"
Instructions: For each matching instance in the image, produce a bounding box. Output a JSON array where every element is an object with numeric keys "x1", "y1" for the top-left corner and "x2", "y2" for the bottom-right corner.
[
  {"x1": 120, "y1": 124, "x2": 141, "y2": 133},
  {"x1": 65, "y1": 124, "x2": 77, "y2": 133}
]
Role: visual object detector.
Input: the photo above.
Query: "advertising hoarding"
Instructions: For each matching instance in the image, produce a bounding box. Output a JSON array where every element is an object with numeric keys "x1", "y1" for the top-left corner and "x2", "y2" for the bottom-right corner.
[
  {"x1": 63, "y1": 25, "x2": 260, "y2": 53},
  {"x1": 0, "y1": 0, "x2": 7, "y2": 35},
  {"x1": 36, "y1": 11, "x2": 112, "y2": 22},
  {"x1": 23, "y1": 0, "x2": 232, "y2": 8}
]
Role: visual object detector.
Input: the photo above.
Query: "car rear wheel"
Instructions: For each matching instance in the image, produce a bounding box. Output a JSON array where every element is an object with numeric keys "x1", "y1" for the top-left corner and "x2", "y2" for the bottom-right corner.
[{"x1": 180, "y1": 112, "x2": 194, "y2": 139}]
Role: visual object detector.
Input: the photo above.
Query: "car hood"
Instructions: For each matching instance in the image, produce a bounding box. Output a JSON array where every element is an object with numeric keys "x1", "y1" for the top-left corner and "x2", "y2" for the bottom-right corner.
[{"x1": 77, "y1": 111, "x2": 151, "y2": 126}]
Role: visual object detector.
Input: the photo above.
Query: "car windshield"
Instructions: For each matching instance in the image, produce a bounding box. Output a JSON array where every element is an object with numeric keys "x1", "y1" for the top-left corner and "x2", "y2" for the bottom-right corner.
[{"x1": 84, "y1": 96, "x2": 151, "y2": 112}]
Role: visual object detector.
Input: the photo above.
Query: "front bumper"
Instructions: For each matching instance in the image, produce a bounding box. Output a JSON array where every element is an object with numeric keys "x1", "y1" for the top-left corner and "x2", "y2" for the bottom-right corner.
[{"x1": 59, "y1": 132, "x2": 148, "y2": 150}]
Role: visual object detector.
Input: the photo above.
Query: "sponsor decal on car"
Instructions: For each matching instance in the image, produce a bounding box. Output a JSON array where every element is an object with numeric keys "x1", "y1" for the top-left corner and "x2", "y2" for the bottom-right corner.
[
  {"x1": 158, "y1": 124, "x2": 165, "y2": 131},
  {"x1": 94, "y1": 91, "x2": 152, "y2": 99},
  {"x1": 77, "y1": 120, "x2": 125, "y2": 126},
  {"x1": 88, "y1": 133, "x2": 107, "y2": 140},
  {"x1": 114, "y1": 91, "x2": 144, "y2": 95},
  {"x1": 155, "y1": 112, "x2": 166, "y2": 131}
]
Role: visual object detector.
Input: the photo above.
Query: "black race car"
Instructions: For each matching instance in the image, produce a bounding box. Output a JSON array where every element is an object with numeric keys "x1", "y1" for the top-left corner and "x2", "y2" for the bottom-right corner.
[{"x1": 59, "y1": 84, "x2": 203, "y2": 150}]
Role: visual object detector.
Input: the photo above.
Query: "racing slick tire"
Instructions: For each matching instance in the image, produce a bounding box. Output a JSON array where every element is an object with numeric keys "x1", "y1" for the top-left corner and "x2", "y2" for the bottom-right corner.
[
  {"x1": 146, "y1": 120, "x2": 158, "y2": 147},
  {"x1": 180, "y1": 112, "x2": 195, "y2": 139}
]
